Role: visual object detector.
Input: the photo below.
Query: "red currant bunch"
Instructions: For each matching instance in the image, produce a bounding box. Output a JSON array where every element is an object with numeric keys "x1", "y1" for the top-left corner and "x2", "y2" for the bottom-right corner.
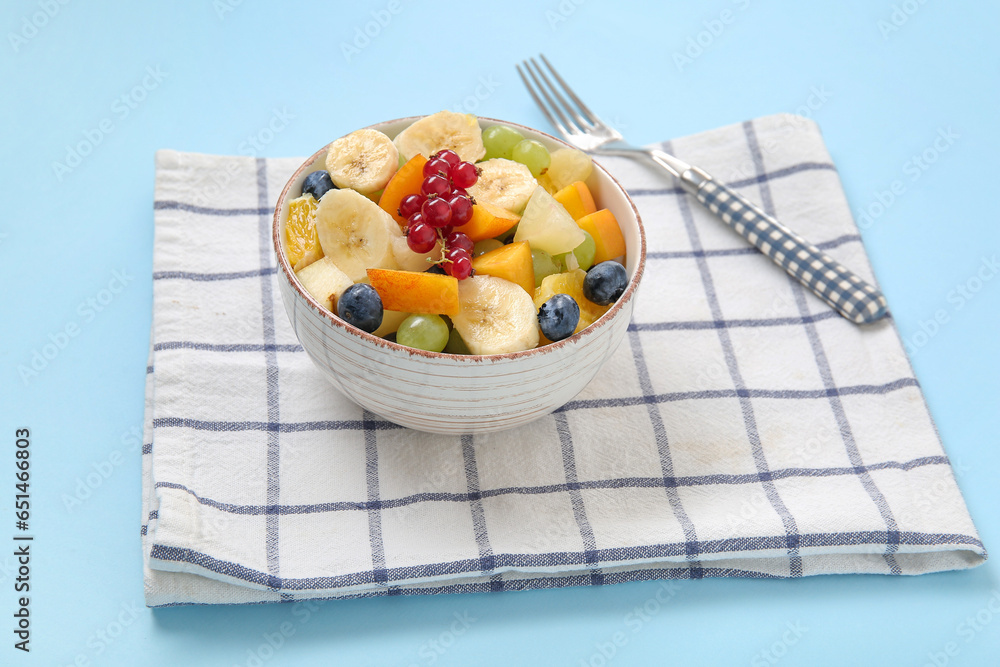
[
  {"x1": 443, "y1": 230, "x2": 474, "y2": 280},
  {"x1": 402, "y1": 150, "x2": 480, "y2": 279}
]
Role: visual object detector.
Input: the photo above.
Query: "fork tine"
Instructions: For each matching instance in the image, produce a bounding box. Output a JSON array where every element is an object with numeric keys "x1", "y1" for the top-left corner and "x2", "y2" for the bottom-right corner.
[
  {"x1": 538, "y1": 54, "x2": 602, "y2": 129},
  {"x1": 529, "y1": 56, "x2": 594, "y2": 131},
  {"x1": 521, "y1": 60, "x2": 580, "y2": 136},
  {"x1": 516, "y1": 63, "x2": 570, "y2": 139}
]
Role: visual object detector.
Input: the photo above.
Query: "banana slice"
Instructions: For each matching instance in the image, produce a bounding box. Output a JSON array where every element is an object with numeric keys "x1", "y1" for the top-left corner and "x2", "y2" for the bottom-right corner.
[
  {"x1": 295, "y1": 257, "x2": 354, "y2": 312},
  {"x1": 467, "y1": 159, "x2": 537, "y2": 214},
  {"x1": 325, "y1": 129, "x2": 398, "y2": 194},
  {"x1": 390, "y1": 232, "x2": 444, "y2": 273},
  {"x1": 453, "y1": 275, "x2": 539, "y2": 355},
  {"x1": 393, "y1": 111, "x2": 486, "y2": 163},
  {"x1": 315, "y1": 189, "x2": 399, "y2": 282}
]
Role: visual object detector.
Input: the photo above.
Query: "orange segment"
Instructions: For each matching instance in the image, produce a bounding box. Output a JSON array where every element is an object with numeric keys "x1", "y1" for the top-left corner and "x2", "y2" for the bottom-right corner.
[
  {"x1": 367, "y1": 268, "x2": 459, "y2": 316},
  {"x1": 576, "y1": 209, "x2": 626, "y2": 264},
  {"x1": 553, "y1": 181, "x2": 597, "y2": 221},
  {"x1": 378, "y1": 155, "x2": 428, "y2": 225},
  {"x1": 533, "y1": 269, "x2": 610, "y2": 334},
  {"x1": 459, "y1": 202, "x2": 520, "y2": 242},
  {"x1": 470, "y1": 241, "x2": 534, "y2": 295},
  {"x1": 285, "y1": 195, "x2": 322, "y2": 268}
]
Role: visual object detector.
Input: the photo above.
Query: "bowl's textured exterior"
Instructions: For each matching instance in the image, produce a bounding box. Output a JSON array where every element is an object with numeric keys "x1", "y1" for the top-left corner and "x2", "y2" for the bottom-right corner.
[{"x1": 273, "y1": 117, "x2": 645, "y2": 434}]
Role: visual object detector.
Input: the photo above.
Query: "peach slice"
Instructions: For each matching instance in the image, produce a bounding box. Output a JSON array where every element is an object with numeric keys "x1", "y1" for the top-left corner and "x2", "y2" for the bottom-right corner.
[
  {"x1": 378, "y1": 154, "x2": 428, "y2": 226},
  {"x1": 367, "y1": 268, "x2": 459, "y2": 316},
  {"x1": 458, "y1": 202, "x2": 520, "y2": 242},
  {"x1": 576, "y1": 209, "x2": 626, "y2": 264},
  {"x1": 470, "y1": 241, "x2": 534, "y2": 295},
  {"x1": 553, "y1": 181, "x2": 597, "y2": 221}
]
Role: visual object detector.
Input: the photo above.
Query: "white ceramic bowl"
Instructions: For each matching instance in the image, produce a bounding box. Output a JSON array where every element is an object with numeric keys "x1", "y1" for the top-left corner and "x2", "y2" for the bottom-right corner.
[{"x1": 273, "y1": 116, "x2": 645, "y2": 434}]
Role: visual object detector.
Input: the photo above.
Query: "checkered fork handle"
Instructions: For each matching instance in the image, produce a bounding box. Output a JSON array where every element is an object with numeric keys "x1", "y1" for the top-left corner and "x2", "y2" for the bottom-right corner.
[{"x1": 695, "y1": 178, "x2": 888, "y2": 324}]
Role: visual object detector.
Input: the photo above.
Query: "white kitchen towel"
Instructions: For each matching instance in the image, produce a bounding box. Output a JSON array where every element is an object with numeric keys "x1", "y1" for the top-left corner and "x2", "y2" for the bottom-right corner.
[{"x1": 141, "y1": 113, "x2": 985, "y2": 606}]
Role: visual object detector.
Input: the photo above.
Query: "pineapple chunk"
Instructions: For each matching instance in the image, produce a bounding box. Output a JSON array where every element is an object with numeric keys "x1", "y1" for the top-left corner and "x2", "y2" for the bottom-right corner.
[{"x1": 295, "y1": 257, "x2": 353, "y2": 312}]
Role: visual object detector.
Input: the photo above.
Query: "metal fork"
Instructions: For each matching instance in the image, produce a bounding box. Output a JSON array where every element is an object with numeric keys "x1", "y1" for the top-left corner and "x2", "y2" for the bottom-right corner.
[{"x1": 517, "y1": 55, "x2": 888, "y2": 325}]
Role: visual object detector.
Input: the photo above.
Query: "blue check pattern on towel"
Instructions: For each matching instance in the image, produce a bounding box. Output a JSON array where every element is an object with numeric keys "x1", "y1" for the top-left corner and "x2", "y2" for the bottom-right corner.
[{"x1": 141, "y1": 114, "x2": 985, "y2": 606}]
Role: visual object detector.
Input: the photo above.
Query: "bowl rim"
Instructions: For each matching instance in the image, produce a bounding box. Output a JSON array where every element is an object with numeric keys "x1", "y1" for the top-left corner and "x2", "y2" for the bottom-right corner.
[{"x1": 271, "y1": 115, "x2": 646, "y2": 363}]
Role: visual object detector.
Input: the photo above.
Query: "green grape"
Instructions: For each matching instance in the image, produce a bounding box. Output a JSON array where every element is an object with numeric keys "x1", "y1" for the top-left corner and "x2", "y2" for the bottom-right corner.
[
  {"x1": 552, "y1": 253, "x2": 567, "y2": 272},
  {"x1": 398, "y1": 152, "x2": 408, "y2": 169},
  {"x1": 482, "y1": 125, "x2": 525, "y2": 160},
  {"x1": 396, "y1": 314, "x2": 449, "y2": 352},
  {"x1": 444, "y1": 328, "x2": 471, "y2": 355},
  {"x1": 532, "y1": 249, "x2": 561, "y2": 287},
  {"x1": 554, "y1": 231, "x2": 597, "y2": 272},
  {"x1": 572, "y1": 230, "x2": 596, "y2": 270},
  {"x1": 473, "y1": 239, "x2": 504, "y2": 257},
  {"x1": 511, "y1": 139, "x2": 551, "y2": 178}
]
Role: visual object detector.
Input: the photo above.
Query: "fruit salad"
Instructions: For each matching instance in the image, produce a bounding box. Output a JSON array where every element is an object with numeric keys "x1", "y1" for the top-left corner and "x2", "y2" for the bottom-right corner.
[{"x1": 286, "y1": 111, "x2": 629, "y2": 355}]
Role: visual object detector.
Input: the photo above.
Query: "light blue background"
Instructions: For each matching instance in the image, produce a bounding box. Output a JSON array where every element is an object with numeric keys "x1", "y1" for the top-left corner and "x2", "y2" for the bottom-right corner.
[{"x1": 1, "y1": 0, "x2": 998, "y2": 665}]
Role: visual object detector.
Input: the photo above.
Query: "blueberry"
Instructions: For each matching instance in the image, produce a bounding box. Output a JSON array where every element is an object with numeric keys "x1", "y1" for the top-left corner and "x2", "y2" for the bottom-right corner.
[
  {"x1": 583, "y1": 261, "x2": 628, "y2": 306},
  {"x1": 301, "y1": 170, "x2": 336, "y2": 200},
  {"x1": 538, "y1": 294, "x2": 580, "y2": 342},
  {"x1": 337, "y1": 283, "x2": 383, "y2": 333}
]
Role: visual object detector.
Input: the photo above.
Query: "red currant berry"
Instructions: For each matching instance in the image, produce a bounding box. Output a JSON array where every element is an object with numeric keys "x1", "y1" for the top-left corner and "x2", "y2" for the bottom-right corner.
[
  {"x1": 407, "y1": 211, "x2": 426, "y2": 228},
  {"x1": 445, "y1": 232, "x2": 474, "y2": 254},
  {"x1": 451, "y1": 162, "x2": 478, "y2": 189},
  {"x1": 445, "y1": 246, "x2": 470, "y2": 263},
  {"x1": 421, "y1": 174, "x2": 451, "y2": 198},
  {"x1": 399, "y1": 193, "x2": 425, "y2": 219},
  {"x1": 406, "y1": 221, "x2": 437, "y2": 253},
  {"x1": 446, "y1": 252, "x2": 473, "y2": 280},
  {"x1": 423, "y1": 157, "x2": 452, "y2": 179},
  {"x1": 447, "y1": 193, "x2": 474, "y2": 226},
  {"x1": 439, "y1": 225, "x2": 454, "y2": 236},
  {"x1": 422, "y1": 197, "x2": 452, "y2": 228},
  {"x1": 451, "y1": 187, "x2": 468, "y2": 198},
  {"x1": 435, "y1": 149, "x2": 460, "y2": 167}
]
